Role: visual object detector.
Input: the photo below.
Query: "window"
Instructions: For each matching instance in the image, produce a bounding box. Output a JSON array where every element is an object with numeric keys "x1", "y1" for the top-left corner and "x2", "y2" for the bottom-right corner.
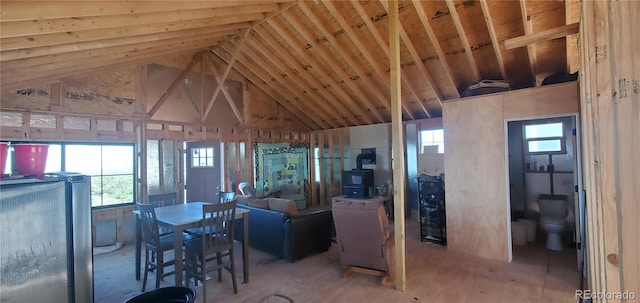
[
  {"x1": 65, "y1": 144, "x2": 135, "y2": 207},
  {"x1": 191, "y1": 147, "x2": 214, "y2": 167},
  {"x1": 524, "y1": 122, "x2": 565, "y2": 154},
  {"x1": 314, "y1": 147, "x2": 320, "y2": 182},
  {"x1": 3, "y1": 142, "x2": 135, "y2": 208},
  {"x1": 420, "y1": 129, "x2": 444, "y2": 154}
]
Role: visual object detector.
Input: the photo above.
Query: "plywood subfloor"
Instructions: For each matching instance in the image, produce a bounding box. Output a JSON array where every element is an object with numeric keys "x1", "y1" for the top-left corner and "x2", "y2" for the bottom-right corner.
[{"x1": 94, "y1": 218, "x2": 579, "y2": 303}]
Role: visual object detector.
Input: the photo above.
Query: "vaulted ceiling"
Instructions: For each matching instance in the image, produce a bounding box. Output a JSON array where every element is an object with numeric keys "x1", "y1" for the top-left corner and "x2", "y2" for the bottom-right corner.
[{"x1": 1, "y1": 0, "x2": 580, "y2": 130}]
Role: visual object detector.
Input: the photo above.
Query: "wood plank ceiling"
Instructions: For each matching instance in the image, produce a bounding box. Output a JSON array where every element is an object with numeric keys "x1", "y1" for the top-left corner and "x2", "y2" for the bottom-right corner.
[{"x1": 0, "y1": 0, "x2": 580, "y2": 130}]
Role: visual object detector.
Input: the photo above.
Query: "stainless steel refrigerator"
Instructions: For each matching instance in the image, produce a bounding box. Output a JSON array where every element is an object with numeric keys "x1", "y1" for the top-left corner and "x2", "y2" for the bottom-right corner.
[{"x1": 0, "y1": 173, "x2": 93, "y2": 303}]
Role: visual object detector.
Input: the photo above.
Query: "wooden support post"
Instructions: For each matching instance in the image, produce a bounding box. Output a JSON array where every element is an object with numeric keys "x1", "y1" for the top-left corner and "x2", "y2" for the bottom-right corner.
[
  {"x1": 579, "y1": 0, "x2": 640, "y2": 297},
  {"x1": 388, "y1": 0, "x2": 406, "y2": 292}
]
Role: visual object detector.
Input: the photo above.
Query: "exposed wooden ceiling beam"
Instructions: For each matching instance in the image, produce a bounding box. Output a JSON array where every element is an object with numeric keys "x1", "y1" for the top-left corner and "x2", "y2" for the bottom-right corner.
[
  {"x1": 0, "y1": 1, "x2": 280, "y2": 22},
  {"x1": 148, "y1": 52, "x2": 202, "y2": 118},
  {"x1": 253, "y1": 27, "x2": 374, "y2": 125},
  {"x1": 350, "y1": 1, "x2": 431, "y2": 118},
  {"x1": 321, "y1": 0, "x2": 391, "y2": 122},
  {"x1": 246, "y1": 33, "x2": 363, "y2": 126},
  {"x1": 1, "y1": 26, "x2": 241, "y2": 61},
  {"x1": 407, "y1": 0, "x2": 461, "y2": 97},
  {"x1": 0, "y1": 4, "x2": 278, "y2": 38},
  {"x1": 1, "y1": 37, "x2": 222, "y2": 86},
  {"x1": 2, "y1": 31, "x2": 232, "y2": 71},
  {"x1": 443, "y1": 0, "x2": 481, "y2": 80},
  {"x1": 479, "y1": 0, "x2": 508, "y2": 82},
  {"x1": 202, "y1": 30, "x2": 250, "y2": 122},
  {"x1": 379, "y1": 2, "x2": 445, "y2": 107},
  {"x1": 254, "y1": 28, "x2": 362, "y2": 123},
  {"x1": 209, "y1": 49, "x2": 321, "y2": 131},
  {"x1": 1, "y1": 15, "x2": 257, "y2": 52},
  {"x1": 504, "y1": 22, "x2": 580, "y2": 50},
  {"x1": 248, "y1": 2, "x2": 298, "y2": 29},
  {"x1": 269, "y1": 15, "x2": 384, "y2": 125},
  {"x1": 283, "y1": 7, "x2": 386, "y2": 122},
  {"x1": 224, "y1": 39, "x2": 343, "y2": 129},
  {"x1": 214, "y1": 43, "x2": 335, "y2": 129},
  {"x1": 298, "y1": 2, "x2": 392, "y2": 118},
  {"x1": 239, "y1": 37, "x2": 351, "y2": 127},
  {"x1": 519, "y1": 0, "x2": 538, "y2": 86}
]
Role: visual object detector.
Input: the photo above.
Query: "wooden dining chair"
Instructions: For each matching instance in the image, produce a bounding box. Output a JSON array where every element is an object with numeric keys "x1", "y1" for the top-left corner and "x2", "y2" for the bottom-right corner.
[
  {"x1": 137, "y1": 203, "x2": 177, "y2": 292},
  {"x1": 183, "y1": 192, "x2": 236, "y2": 237},
  {"x1": 148, "y1": 192, "x2": 178, "y2": 236},
  {"x1": 184, "y1": 201, "x2": 238, "y2": 301},
  {"x1": 148, "y1": 192, "x2": 178, "y2": 208}
]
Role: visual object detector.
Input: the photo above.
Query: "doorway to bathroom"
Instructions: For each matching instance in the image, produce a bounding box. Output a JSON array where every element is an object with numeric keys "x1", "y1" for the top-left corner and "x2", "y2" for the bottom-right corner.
[{"x1": 506, "y1": 114, "x2": 584, "y2": 272}]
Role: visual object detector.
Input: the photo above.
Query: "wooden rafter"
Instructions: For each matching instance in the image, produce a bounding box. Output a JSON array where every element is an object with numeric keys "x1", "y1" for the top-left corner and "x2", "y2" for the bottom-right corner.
[
  {"x1": 505, "y1": 22, "x2": 579, "y2": 50},
  {"x1": 2, "y1": 30, "x2": 232, "y2": 72},
  {"x1": 148, "y1": 51, "x2": 202, "y2": 118},
  {"x1": 1, "y1": 37, "x2": 221, "y2": 86},
  {"x1": 248, "y1": 2, "x2": 298, "y2": 29},
  {"x1": 237, "y1": 37, "x2": 348, "y2": 128},
  {"x1": 407, "y1": 0, "x2": 461, "y2": 97},
  {"x1": 350, "y1": 1, "x2": 430, "y2": 118},
  {"x1": 267, "y1": 17, "x2": 378, "y2": 125},
  {"x1": 479, "y1": 0, "x2": 508, "y2": 82},
  {"x1": 0, "y1": 1, "x2": 283, "y2": 22},
  {"x1": 298, "y1": 2, "x2": 391, "y2": 119},
  {"x1": 1, "y1": 13, "x2": 262, "y2": 50},
  {"x1": 213, "y1": 44, "x2": 331, "y2": 129},
  {"x1": 280, "y1": 9, "x2": 384, "y2": 125},
  {"x1": 210, "y1": 48, "x2": 320, "y2": 131},
  {"x1": 443, "y1": 0, "x2": 481, "y2": 80},
  {"x1": 253, "y1": 26, "x2": 376, "y2": 125},
  {"x1": 519, "y1": 0, "x2": 538, "y2": 86},
  {"x1": 245, "y1": 34, "x2": 362, "y2": 126},
  {"x1": 1, "y1": 24, "x2": 245, "y2": 61},
  {"x1": 202, "y1": 30, "x2": 250, "y2": 121},
  {"x1": 384, "y1": 5, "x2": 445, "y2": 106},
  {"x1": 321, "y1": 0, "x2": 393, "y2": 122}
]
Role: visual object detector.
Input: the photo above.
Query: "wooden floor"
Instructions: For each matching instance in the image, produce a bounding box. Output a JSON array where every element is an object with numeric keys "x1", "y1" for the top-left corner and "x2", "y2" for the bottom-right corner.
[{"x1": 94, "y1": 218, "x2": 580, "y2": 303}]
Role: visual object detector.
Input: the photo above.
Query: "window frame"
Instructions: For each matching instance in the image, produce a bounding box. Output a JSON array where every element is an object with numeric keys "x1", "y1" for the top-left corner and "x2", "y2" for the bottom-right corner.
[
  {"x1": 5, "y1": 141, "x2": 137, "y2": 209},
  {"x1": 190, "y1": 147, "x2": 215, "y2": 168},
  {"x1": 523, "y1": 121, "x2": 567, "y2": 155},
  {"x1": 419, "y1": 128, "x2": 444, "y2": 154}
]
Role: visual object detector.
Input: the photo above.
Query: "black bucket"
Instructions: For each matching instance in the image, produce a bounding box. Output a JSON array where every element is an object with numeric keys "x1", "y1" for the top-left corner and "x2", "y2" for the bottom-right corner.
[{"x1": 123, "y1": 287, "x2": 196, "y2": 303}]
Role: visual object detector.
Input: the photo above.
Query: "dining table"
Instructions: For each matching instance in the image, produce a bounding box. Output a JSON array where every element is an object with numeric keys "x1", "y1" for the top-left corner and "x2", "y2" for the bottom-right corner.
[{"x1": 133, "y1": 202, "x2": 250, "y2": 286}]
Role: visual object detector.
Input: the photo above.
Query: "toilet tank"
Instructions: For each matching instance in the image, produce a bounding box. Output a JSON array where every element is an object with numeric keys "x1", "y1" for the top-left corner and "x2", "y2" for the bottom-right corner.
[{"x1": 537, "y1": 194, "x2": 568, "y2": 218}]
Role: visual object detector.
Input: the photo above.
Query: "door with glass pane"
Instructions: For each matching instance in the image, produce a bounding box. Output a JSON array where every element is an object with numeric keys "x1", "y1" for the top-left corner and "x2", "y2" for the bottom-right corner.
[{"x1": 185, "y1": 140, "x2": 221, "y2": 203}]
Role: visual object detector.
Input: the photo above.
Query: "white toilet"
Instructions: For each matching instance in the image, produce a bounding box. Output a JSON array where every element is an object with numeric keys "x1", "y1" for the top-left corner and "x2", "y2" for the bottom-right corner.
[{"x1": 537, "y1": 195, "x2": 569, "y2": 251}]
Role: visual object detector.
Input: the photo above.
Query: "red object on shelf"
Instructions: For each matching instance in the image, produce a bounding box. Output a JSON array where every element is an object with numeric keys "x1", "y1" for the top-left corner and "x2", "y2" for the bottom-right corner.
[
  {"x1": 0, "y1": 143, "x2": 8, "y2": 178},
  {"x1": 13, "y1": 144, "x2": 49, "y2": 178}
]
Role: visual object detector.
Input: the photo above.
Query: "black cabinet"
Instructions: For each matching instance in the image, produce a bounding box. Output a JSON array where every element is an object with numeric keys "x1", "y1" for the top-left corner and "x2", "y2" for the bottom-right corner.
[{"x1": 418, "y1": 174, "x2": 446, "y2": 245}]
